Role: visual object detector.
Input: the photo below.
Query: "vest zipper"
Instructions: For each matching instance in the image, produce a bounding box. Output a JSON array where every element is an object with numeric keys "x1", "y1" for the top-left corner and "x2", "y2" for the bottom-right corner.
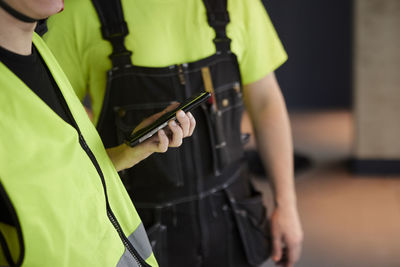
[
  {"x1": 55, "y1": 87, "x2": 149, "y2": 266},
  {"x1": 78, "y1": 135, "x2": 149, "y2": 267}
]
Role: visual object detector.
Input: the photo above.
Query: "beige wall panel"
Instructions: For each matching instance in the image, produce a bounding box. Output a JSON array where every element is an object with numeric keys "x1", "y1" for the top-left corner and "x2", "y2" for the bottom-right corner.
[{"x1": 354, "y1": 0, "x2": 400, "y2": 158}]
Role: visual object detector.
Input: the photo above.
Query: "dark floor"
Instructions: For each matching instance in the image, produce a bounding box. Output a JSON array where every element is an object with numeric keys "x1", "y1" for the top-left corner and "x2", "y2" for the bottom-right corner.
[{"x1": 244, "y1": 111, "x2": 400, "y2": 267}]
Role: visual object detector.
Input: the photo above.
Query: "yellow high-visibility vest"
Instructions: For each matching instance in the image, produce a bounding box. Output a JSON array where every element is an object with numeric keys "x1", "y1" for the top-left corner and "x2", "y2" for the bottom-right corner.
[{"x1": 0, "y1": 34, "x2": 158, "y2": 267}]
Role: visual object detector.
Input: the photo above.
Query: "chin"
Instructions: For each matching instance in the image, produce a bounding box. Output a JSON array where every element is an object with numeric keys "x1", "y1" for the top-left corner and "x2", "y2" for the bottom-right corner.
[{"x1": 30, "y1": 0, "x2": 64, "y2": 18}]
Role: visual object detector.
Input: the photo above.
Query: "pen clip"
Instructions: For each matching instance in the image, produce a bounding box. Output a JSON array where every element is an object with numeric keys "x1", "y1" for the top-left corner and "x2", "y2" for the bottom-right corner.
[{"x1": 201, "y1": 67, "x2": 218, "y2": 110}]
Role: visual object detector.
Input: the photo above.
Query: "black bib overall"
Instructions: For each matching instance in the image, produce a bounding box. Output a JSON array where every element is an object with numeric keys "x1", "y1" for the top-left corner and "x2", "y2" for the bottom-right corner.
[{"x1": 92, "y1": 0, "x2": 271, "y2": 266}]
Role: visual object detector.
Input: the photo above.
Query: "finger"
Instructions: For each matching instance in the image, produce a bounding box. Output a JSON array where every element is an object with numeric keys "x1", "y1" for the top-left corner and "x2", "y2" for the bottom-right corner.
[
  {"x1": 284, "y1": 247, "x2": 296, "y2": 267},
  {"x1": 187, "y1": 112, "x2": 196, "y2": 136},
  {"x1": 167, "y1": 120, "x2": 183, "y2": 147},
  {"x1": 286, "y1": 238, "x2": 302, "y2": 266},
  {"x1": 156, "y1": 129, "x2": 168, "y2": 153},
  {"x1": 162, "y1": 126, "x2": 173, "y2": 139},
  {"x1": 176, "y1": 110, "x2": 190, "y2": 137},
  {"x1": 278, "y1": 247, "x2": 290, "y2": 267},
  {"x1": 271, "y1": 226, "x2": 282, "y2": 263}
]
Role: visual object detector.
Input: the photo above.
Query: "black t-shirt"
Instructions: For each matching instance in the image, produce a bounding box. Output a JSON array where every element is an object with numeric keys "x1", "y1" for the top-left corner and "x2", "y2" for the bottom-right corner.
[
  {"x1": 0, "y1": 44, "x2": 72, "y2": 123},
  {"x1": 0, "y1": 44, "x2": 73, "y2": 224}
]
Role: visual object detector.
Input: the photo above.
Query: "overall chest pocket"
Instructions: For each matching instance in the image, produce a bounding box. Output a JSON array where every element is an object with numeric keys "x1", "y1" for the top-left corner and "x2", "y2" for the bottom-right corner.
[
  {"x1": 202, "y1": 81, "x2": 245, "y2": 176},
  {"x1": 215, "y1": 82, "x2": 244, "y2": 149}
]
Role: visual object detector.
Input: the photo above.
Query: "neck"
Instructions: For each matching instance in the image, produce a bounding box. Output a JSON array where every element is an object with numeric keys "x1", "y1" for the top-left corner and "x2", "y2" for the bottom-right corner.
[{"x1": 0, "y1": 6, "x2": 36, "y2": 55}]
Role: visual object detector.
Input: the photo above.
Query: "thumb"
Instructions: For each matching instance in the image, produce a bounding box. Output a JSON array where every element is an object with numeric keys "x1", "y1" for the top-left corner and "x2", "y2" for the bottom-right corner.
[{"x1": 133, "y1": 102, "x2": 180, "y2": 133}]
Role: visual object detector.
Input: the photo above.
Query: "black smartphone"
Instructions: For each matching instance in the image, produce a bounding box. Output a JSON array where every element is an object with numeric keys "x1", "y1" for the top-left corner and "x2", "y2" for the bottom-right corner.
[{"x1": 126, "y1": 92, "x2": 211, "y2": 147}]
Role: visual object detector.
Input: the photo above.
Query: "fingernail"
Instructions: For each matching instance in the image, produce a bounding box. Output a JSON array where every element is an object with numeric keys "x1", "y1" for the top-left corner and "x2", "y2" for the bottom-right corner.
[
  {"x1": 170, "y1": 120, "x2": 177, "y2": 126},
  {"x1": 187, "y1": 112, "x2": 193, "y2": 118},
  {"x1": 177, "y1": 110, "x2": 185, "y2": 118}
]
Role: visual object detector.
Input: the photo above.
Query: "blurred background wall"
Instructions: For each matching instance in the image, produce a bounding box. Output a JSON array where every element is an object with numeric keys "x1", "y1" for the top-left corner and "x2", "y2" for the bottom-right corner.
[
  {"x1": 353, "y1": 0, "x2": 400, "y2": 173},
  {"x1": 253, "y1": 1, "x2": 400, "y2": 266},
  {"x1": 262, "y1": 0, "x2": 400, "y2": 174},
  {"x1": 262, "y1": 0, "x2": 353, "y2": 110}
]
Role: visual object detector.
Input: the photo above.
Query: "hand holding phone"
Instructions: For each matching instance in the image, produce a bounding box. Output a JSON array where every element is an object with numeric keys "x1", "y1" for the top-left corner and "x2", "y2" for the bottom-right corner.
[{"x1": 125, "y1": 92, "x2": 210, "y2": 147}]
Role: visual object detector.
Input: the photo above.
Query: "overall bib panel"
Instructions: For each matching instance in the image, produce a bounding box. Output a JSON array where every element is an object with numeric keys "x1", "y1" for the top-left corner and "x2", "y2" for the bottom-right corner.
[{"x1": 91, "y1": 0, "x2": 271, "y2": 265}]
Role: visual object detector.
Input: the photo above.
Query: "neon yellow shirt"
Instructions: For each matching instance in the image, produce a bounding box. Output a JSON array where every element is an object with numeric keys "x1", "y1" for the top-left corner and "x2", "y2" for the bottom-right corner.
[{"x1": 45, "y1": 0, "x2": 287, "y2": 124}]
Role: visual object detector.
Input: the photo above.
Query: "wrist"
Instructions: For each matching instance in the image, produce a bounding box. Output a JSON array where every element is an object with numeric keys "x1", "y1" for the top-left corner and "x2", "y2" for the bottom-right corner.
[
  {"x1": 119, "y1": 143, "x2": 133, "y2": 170},
  {"x1": 274, "y1": 194, "x2": 297, "y2": 210}
]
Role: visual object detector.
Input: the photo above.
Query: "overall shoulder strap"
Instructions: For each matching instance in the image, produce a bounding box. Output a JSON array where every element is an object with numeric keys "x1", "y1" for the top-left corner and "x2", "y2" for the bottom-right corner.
[
  {"x1": 91, "y1": 0, "x2": 132, "y2": 67},
  {"x1": 202, "y1": 0, "x2": 231, "y2": 53}
]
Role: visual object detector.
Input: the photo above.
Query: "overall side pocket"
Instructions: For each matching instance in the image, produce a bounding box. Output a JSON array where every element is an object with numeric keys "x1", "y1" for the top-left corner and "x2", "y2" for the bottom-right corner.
[{"x1": 226, "y1": 186, "x2": 272, "y2": 266}]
